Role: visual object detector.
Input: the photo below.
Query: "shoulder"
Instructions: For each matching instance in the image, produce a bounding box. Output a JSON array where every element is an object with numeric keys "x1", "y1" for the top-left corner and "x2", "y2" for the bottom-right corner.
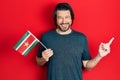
[
  {"x1": 72, "y1": 30, "x2": 87, "y2": 38},
  {"x1": 43, "y1": 30, "x2": 56, "y2": 36},
  {"x1": 72, "y1": 30, "x2": 89, "y2": 44},
  {"x1": 41, "y1": 30, "x2": 56, "y2": 39}
]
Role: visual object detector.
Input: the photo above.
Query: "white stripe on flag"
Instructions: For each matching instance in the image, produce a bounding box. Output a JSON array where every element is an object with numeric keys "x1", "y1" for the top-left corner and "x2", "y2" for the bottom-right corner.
[
  {"x1": 28, "y1": 31, "x2": 47, "y2": 49},
  {"x1": 15, "y1": 34, "x2": 31, "y2": 50},
  {"x1": 28, "y1": 31, "x2": 39, "y2": 42}
]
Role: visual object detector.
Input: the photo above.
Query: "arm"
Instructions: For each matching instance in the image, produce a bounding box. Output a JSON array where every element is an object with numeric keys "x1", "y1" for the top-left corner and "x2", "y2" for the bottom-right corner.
[
  {"x1": 82, "y1": 54, "x2": 102, "y2": 70},
  {"x1": 36, "y1": 49, "x2": 54, "y2": 66},
  {"x1": 36, "y1": 56, "x2": 48, "y2": 66},
  {"x1": 83, "y1": 37, "x2": 114, "y2": 70}
]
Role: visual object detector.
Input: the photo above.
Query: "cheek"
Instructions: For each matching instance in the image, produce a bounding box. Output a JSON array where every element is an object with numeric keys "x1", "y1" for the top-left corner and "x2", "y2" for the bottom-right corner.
[
  {"x1": 56, "y1": 19, "x2": 62, "y2": 24},
  {"x1": 68, "y1": 20, "x2": 72, "y2": 24},
  {"x1": 67, "y1": 18, "x2": 72, "y2": 23}
]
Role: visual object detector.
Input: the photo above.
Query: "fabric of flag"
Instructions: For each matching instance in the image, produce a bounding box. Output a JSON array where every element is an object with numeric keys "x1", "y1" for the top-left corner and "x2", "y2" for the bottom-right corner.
[{"x1": 14, "y1": 31, "x2": 39, "y2": 56}]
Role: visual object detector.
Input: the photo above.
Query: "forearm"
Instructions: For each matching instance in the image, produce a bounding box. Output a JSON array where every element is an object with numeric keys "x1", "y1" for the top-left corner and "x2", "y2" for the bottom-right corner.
[
  {"x1": 85, "y1": 54, "x2": 103, "y2": 70},
  {"x1": 36, "y1": 56, "x2": 48, "y2": 66}
]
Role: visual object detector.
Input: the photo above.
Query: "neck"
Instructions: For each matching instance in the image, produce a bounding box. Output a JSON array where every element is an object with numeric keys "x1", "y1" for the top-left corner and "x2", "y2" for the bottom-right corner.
[{"x1": 56, "y1": 28, "x2": 72, "y2": 35}]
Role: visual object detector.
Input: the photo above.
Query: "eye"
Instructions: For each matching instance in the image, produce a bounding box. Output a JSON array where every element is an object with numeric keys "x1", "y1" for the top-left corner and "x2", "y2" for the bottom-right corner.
[
  {"x1": 57, "y1": 16, "x2": 62, "y2": 19},
  {"x1": 65, "y1": 16, "x2": 70, "y2": 19}
]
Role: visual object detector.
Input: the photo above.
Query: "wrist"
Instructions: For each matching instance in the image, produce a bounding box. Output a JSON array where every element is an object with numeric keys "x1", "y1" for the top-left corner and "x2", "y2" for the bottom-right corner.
[
  {"x1": 97, "y1": 53, "x2": 103, "y2": 59},
  {"x1": 42, "y1": 57, "x2": 49, "y2": 62}
]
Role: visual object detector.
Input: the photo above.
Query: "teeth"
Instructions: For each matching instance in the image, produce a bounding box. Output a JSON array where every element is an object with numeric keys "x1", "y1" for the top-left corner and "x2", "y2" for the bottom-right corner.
[
  {"x1": 62, "y1": 24, "x2": 67, "y2": 27},
  {"x1": 63, "y1": 24, "x2": 65, "y2": 26}
]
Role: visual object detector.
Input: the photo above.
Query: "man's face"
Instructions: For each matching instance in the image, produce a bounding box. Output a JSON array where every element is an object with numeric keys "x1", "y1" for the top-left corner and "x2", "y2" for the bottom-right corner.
[{"x1": 56, "y1": 10, "x2": 72, "y2": 32}]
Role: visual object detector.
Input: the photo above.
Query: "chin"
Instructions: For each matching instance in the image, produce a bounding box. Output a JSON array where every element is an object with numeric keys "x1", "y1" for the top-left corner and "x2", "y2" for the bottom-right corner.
[
  {"x1": 60, "y1": 28, "x2": 69, "y2": 32},
  {"x1": 57, "y1": 25, "x2": 71, "y2": 32}
]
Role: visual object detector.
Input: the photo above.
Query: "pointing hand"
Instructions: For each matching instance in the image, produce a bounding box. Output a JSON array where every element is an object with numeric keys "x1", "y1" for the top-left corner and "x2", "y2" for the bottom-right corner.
[{"x1": 98, "y1": 37, "x2": 114, "y2": 57}]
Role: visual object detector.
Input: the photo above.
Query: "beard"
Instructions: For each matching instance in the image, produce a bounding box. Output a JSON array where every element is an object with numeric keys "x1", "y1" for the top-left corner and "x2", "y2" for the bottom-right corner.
[{"x1": 57, "y1": 23, "x2": 72, "y2": 32}]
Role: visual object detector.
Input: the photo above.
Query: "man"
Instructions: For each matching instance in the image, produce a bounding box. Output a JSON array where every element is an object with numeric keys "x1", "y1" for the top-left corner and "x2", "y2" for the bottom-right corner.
[{"x1": 36, "y1": 3, "x2": 114, "y2": 80}]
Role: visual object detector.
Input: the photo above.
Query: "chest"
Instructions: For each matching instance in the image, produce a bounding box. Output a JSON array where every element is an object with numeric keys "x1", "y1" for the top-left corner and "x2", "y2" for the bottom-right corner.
[{"x1": 45, "y1": 36, "x2": 85, "y2": 58}]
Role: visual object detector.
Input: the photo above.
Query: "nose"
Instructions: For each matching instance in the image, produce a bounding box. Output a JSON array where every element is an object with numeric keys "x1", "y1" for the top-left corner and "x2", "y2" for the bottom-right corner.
[{"x1": 62, "y1": 18, "x2": 66, "y2": 23}]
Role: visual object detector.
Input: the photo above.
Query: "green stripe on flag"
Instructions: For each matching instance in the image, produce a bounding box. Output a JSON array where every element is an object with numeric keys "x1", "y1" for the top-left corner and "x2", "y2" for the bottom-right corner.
[
  {"x1": 14, "y1": 31, "x2": 30, "y2": 49},
  {"x1": 23, "y1": 40, "x2": 39, "y2": 56}
]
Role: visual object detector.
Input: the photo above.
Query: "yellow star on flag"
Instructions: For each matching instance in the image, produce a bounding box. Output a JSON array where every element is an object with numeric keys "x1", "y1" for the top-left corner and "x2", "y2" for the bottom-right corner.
[{"x1": 24, "y1": 42, "x2": 29, "y2": 47}]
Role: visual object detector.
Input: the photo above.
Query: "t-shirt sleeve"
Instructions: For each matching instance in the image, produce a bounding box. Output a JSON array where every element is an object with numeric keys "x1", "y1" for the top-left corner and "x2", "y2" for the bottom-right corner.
[
  {"x1": 82, "y1": 37, "x2": 91, "y2": 60},
  {"x1": 37, "y1": 36, "x2": 46, "y2": 57}
]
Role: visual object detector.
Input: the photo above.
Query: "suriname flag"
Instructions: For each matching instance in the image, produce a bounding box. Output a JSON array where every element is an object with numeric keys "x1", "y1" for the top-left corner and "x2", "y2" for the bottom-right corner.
[{"x1": 14, "y1": 31, "x2": 39, "y2": 56}]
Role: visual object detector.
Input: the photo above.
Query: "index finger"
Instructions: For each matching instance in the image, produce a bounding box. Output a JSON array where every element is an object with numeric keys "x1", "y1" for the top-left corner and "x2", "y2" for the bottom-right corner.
[{"x1": 108, "y1": 37, "x2": 115, "y2": 45}]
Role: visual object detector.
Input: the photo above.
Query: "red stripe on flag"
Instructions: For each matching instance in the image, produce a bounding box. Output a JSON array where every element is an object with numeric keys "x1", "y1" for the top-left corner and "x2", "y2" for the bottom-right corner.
[{"x1": 17, "y1": 35, "x2": 35, "y2": 54}]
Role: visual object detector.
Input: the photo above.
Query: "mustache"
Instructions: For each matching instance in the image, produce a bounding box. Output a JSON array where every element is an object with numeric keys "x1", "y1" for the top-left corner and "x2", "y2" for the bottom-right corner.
[{"x1": 60, "y1": 23, "x2": 69, "y2": 25}]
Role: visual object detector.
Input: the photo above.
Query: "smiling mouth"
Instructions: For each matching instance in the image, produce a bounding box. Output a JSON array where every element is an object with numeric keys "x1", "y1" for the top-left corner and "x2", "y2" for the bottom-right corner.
[{"x1": 61, "y1": 23, "x2": 69, "y2": 27}]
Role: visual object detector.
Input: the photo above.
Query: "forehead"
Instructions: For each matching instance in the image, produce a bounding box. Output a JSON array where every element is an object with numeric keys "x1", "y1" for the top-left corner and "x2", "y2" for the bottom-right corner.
[{"x1": 57, "y1": 10, "x2": 71, "y2": 16}]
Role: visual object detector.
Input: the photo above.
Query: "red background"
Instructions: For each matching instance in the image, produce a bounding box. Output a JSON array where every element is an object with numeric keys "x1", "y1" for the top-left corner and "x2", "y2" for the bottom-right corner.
[{"x1": 0, "y1": 0, "x2": 120, "y2": 80}]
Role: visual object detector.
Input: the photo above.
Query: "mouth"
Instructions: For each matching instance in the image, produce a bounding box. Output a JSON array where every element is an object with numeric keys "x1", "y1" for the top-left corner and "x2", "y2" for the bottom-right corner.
[
  {"x1": 60, "y1": 23, "x2": 69, "y2": 28},
  {"x1": 57, "y1": 23, "x2": 71, "y2": 32}
]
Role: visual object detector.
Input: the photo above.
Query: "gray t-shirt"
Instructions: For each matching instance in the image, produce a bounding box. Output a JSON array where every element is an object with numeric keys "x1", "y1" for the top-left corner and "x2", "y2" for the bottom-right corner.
[{"x1": 37, "y1": 30, "x2": 91, "y2": 80}]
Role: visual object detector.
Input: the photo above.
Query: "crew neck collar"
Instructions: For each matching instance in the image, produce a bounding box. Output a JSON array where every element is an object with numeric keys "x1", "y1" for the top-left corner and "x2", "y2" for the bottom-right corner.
[{"x1": 55, "y1": 29, "x2": 73, "y2": 36}]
